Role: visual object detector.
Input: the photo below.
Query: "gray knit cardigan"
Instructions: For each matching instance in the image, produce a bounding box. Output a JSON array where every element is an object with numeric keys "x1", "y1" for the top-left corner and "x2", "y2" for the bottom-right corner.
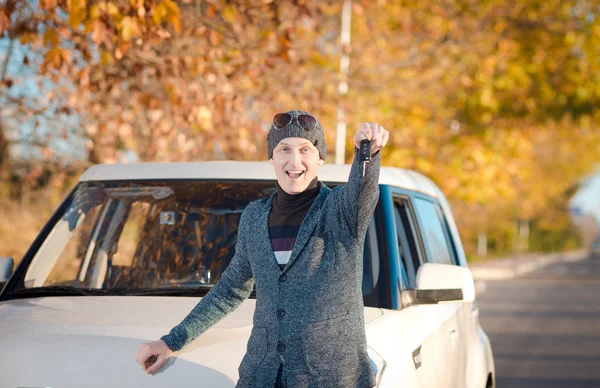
[{"x1": 161, "y1": 150, "x2": 380, "y2": 387}]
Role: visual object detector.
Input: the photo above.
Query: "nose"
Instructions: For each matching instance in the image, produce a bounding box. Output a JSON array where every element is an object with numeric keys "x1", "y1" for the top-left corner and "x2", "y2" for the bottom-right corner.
[{"x1": 290, "y1": 149, "x2": 302, "y2": 166}]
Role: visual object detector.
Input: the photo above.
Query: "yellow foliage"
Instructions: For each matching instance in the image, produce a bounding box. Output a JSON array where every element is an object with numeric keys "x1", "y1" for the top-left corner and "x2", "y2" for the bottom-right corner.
[
  {"x1": 120, "y1": 16, "x2": 142, "y2": 41},
  {"x1": 39, "y1": 0, "x2": 57, "y2": 11},
  {"x1": 222, "y1": 6, "x2": 236, "y2": 23},
  {"x1": 19, "y1": 32, "x2": 38, "y2": 45},
  {"x1": 152, "y1": 2, "x2": 167, "y2": 25},
  {"x1": 100, "y1": 50, "x2": 114, "y2": 65},
  {"x1": 90, "y1": 2, "x2": 121, "y2": 20},
  {"x1": 43, "y1": 28, "x2": 59, "y2": 48},
  {"x1": 67, "y1": 0, "x2": 87, "y2": 29},
  {"x1": 4, "y1": 0, "x2": 599, "y2": 257},
  {"x1": 153, "y1": 0, "x2": 181, "y2": 33}
]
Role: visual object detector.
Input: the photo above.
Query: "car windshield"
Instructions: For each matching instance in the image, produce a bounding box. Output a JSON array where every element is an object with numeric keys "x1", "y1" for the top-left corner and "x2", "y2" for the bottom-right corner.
[
  {"x1": 22, "y1": 180, "x2": 276, "y2": 291},
  {"x1": 15, "y1": 179, "x2": 385, "y2": 306}
]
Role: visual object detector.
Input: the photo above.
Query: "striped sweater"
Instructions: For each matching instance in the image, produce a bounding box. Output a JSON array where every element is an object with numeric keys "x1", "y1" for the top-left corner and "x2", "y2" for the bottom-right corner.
[{"x1": 268, "y1": 177, "x2": 319, "y2": 270}]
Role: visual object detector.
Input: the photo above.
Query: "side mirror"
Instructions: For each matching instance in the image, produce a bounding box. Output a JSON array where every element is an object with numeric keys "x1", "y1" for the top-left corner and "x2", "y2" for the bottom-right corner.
[
  {"x1": 402, "y1": 263, "x2": 475, "y2": 307},
  {"x1": 0, "y1": 257, "x2": 14, "y2": 289}
]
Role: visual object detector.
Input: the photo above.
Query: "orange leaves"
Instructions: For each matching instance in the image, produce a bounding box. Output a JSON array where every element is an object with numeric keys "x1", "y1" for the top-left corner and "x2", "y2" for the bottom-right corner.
[
  {"x1": 100, "y1": 50, "x2": 114, "y2": 65},
  {"x1": 119, "y1": 16, "x2": 141, "y2": 41},
  {"x1": 89, "y1": 1, "x2": 120, "y2": 20},
  {"x1": 19, "y1": 32, "x2": 38, "y2": 45},
  {"x1": 39, "y1": 0, "x2": 58, "y2": 11},
  {"x1": 131, "y1": 0, "x2": 146, "y2": 18},
  {"x1": 43, "y1": 28, "x2": 59, "y2": 47},
  {"x1": 77, "y1": 67, "x2": 90, "y2": 87},
  {"x1": 114, "y1": 41, "x2": 131, "y2": 59},
  {"x1": 67, "y1": 0, "x2": 87, "y2": 29},
  {"x1": 39, "y1": 27, "x2": 72, "y2": 71},
  {"x1": 88, "y1": 19, "x2": 107, "y2": 45},
  {"x1": 41, "y1": 47, "x2": 71, "y2": 71},
  {"x1": 151, "y1": 1, "x2": 166, "y2": 25},
  {"x1": 195, "y1": 106, "x2": 213, "y2": 130},
  {"x1": 205, "y1": 3, "x2": 217, "y2": 18},
  {"x1": 152, "y1": 0, "x2": 181, "y2": 34},
  {"x1": 0, "y1": 8, "x2": 10, "y2": 35},
  {"x1": 278, "y1": 31, "x2": 293, "y2": 61}
]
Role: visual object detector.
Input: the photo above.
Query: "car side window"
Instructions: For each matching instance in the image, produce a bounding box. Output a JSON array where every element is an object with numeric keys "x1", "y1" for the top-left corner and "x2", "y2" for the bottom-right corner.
[
  {"x1": 413, "y1": 197, "x2": 455, "y2": 265},
  {"x1": 392, "y1": 198, "x2": 422, "y2": 289}
]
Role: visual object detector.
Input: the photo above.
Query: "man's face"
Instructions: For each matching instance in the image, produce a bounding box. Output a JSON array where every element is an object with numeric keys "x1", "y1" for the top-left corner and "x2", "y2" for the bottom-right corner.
[{"x1": 269, "y1": 137, "x2": 323, "y2": 195}]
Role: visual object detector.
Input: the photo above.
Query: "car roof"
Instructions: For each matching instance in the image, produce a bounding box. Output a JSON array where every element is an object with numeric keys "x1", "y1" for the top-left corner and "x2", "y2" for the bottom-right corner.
[{"x1": 79, "y1": 161, "x2": 444, "y2": 200}]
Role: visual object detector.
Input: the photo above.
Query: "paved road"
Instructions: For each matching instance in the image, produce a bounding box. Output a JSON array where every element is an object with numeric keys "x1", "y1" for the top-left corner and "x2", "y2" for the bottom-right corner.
[{"x1": 476, "y1": 255, "x2": 600, "y2": 388}]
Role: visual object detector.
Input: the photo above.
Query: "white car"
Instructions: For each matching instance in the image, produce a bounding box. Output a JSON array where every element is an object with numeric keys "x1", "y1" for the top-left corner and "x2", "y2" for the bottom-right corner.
[{"x1": 0, "y1": 161, "x2": 495, "y2": 388}]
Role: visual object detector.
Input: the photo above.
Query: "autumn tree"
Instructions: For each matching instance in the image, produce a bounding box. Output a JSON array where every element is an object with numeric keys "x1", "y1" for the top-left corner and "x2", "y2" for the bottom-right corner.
[{"x1": 1, "y1": 0, "x2": 599, "y2": 257}]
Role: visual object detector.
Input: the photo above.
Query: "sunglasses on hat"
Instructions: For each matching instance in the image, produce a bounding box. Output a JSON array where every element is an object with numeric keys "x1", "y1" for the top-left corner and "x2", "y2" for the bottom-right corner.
[{"x1": 271, "y1": 113, "x2": 318, "y2": 131}]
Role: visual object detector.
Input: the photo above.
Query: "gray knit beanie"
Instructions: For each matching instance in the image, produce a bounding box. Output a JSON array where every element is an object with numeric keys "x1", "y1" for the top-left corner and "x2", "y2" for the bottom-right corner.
[{"x1": 267, "y1": 110, "x2": 327, "y2": 160}]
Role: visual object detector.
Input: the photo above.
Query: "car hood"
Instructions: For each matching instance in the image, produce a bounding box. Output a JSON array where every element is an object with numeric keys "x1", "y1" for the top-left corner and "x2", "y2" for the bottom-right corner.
[{"x1": 0, "y1": 296, "x2": 383, "y2": 388}]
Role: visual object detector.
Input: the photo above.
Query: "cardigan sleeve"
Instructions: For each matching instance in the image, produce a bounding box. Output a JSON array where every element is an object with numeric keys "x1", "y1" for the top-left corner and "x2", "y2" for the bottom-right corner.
[{"x1": 333, "y1": 148, "x2": 380, "y2": 239}]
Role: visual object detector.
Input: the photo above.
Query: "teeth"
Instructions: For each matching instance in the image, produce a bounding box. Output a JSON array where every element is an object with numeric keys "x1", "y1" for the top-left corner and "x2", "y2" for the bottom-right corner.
[{"x1": 286, "y1": 170, "x2": 304, "y2": 178}]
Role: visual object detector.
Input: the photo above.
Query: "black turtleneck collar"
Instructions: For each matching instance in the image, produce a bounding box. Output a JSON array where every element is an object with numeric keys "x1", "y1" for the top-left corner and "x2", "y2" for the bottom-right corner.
[{"x1": 275, "y1": 177, "x2": 320, "y2": 206}]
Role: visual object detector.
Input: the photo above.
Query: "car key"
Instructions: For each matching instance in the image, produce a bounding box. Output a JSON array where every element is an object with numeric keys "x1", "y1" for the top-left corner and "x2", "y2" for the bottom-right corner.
[{"x1": 359, "y1": 139, "x2": 371, "y2": 177}]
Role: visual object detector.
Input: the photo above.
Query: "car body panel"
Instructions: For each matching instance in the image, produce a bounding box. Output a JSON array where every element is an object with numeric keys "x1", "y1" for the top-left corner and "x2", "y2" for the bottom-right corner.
[{"x1": 0, "y1": 295, "x2": 384, "y2": 387}]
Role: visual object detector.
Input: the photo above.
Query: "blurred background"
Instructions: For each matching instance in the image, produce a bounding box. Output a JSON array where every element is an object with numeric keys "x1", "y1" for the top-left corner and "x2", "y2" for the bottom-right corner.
[{"x1": 0, "y1": 0, "x2": 599, "y2": 265}]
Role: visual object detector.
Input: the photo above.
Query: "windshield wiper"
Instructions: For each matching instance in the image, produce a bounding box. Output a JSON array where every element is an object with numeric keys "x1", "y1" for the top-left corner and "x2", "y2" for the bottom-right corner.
[
  {"x1": 9, "y1": 284, "x2": 257, "y2": 298},
  {"x1": 126, "y1": 285, "x2": 214, "y2": 296},
  {"x1": 126, "y1": 285, "x2": 257, "y2": 298},
  {"x1": 9, "y1": 285, "x2": 110, "y2": 299}
]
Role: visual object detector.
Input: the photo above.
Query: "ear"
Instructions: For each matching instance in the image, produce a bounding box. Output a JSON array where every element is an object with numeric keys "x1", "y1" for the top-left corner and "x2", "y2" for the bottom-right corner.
[
  {"x1": 268, "y1": 158, "x2": 274, "y2": 165},
  {"x1": 318, "y1": 159, "x2": 325, "y2": 165}
]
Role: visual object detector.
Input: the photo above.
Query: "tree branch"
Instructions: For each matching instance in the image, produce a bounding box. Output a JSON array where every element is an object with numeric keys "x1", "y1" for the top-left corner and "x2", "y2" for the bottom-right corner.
[{"x1": 0, "y1": 36, "x2": 15, "y2": 97}]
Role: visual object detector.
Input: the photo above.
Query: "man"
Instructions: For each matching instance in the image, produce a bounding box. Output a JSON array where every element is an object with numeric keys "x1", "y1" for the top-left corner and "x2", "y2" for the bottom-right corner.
[{"x1": 136, "y1": 110, "x2": 389, "y2": 387}]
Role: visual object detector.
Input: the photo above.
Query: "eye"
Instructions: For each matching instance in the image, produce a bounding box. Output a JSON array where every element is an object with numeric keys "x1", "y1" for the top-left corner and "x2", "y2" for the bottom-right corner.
[
  {"x1": 281, "y1": 146, "x2": 289, "y2": 152},
  {"x1": 302, "y1": 147, "x2": 311, "y2": 153}
]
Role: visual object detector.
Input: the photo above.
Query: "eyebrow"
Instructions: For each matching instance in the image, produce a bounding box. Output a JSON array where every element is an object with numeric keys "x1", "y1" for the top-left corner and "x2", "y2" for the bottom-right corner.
[{"x1": 278, "y1": 141, "x2": 312, "y2": 147}]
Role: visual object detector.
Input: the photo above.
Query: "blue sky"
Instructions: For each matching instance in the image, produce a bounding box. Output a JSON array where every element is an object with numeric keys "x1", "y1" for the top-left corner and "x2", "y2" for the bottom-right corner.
[
  {"x1": 1, "y1": 37, "x2": 86, "y2": 162},
  {"x1": 570, "y1": 169, "x2": 600, "y2": 222}
]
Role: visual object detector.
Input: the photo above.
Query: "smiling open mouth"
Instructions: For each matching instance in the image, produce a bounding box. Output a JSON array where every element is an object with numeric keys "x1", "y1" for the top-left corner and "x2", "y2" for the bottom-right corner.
[{"x1": 286, "y1": 170, "x2": 305, "y2": 179}]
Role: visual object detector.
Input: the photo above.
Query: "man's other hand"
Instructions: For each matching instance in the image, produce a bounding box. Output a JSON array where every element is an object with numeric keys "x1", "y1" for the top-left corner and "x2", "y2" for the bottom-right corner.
[{"x1": 136, "y1": 339, "x2": 173, "y2": 375}]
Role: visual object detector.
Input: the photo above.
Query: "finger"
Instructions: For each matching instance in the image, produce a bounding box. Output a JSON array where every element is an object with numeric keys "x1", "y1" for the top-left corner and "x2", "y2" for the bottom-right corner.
[
  {"x1": 362, "y1": 123, "x2": 373, "y2": 140},
  {"x1": 370, "y1": 123, "x2": 380, "y2": 139},
  {"x1": 139, "y1": 349, "x2": 156, "y2": 371},
  {"x1": 374, "y1": 125, "x2": 384, "y2": 146},
  {"x1": 137, "y1": 356, "x2": 148, "y2": 371},
  {"x1": 371, "y1": 141, "x2": 381, "y2": 153},
  {"x1": 147, "y1": 355, "x2": 164, "y2": 375},
  {"x1": 368, "y1": 126, "x2": 381, "y2": 150},
  {"x1": 381, "y1": 129, "x2": 390, "y2": 148},
  {"x1": 378, "y1": 126, "x2": 387, "y2": 146},
  {"x1": 358, "y1": 122, "x2": 370, "y2": 138},
  {"x1": 137, "y1": 350, "x2": 151, "y2": 370},
  {"x1": 355, "y1": 123, "x2": 367, "y2": 145}
]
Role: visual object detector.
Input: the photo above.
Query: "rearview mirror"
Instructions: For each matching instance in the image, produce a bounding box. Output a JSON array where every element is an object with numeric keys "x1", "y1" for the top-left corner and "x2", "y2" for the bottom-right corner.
[{"x1": 402, "y1": 263, "x2": 475, "y2": 307}]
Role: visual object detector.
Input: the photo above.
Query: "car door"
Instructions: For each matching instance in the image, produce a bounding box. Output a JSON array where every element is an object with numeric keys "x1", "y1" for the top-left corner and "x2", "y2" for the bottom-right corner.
[
  {"x1": 412, "y1": 196, "x2": 467, "y2": 388},
  {"x1": 388, "y1": 194, "x2": 457, "y2": 388},
  {"x1": 428, "y1": 199, "x2": 482, "y2": 388}
]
